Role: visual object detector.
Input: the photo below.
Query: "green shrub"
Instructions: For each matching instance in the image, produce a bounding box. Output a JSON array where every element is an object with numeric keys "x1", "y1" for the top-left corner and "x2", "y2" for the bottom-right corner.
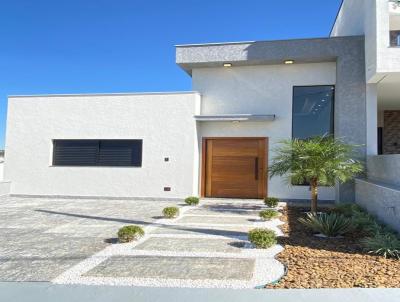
[
  {"x1": 185, "y1": 196, "x2": 199, "y2": 206},
  {"x1": 298, "y1": 212, "x2": 352, "y2": 237},
  {"x1": 162, "y1": 206, "x2": 179, "y2": 219},
  {"x1": 330, "y1": 203, "x2": 363, "y2": 217},
  {"x1": 259, "y1": 209, "x2": 279, "y2": 221},
  {"x1": 248, "y1": 228, "x2": 277, "y2": 249},
  {"x1": 264, "y1": 197, "x2": 279, "y2": 208},
  {"x1": 117, "y1": 225, "x2": 145, "y2": 243},
  {"x1": 361, "y1": 233, "x2": 400, "y2": 259}
]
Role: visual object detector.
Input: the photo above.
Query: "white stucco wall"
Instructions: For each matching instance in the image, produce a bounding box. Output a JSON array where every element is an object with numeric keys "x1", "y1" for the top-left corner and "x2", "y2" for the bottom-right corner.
[
  {"x1": 331, "y1": 0, "x2": 366, "y2": 37},
  {"x1": 333, "y1": 0, "x2": 400, "y2": 82},
  {"x1": 376, "y1": 0, "x2": 400, "y2": 76},
  {"x1": 193, "y1": 63, "x2": 337, "y2": 200},
  {"x1": 5, "y1": 92, "x2": 200, "y2": 199}
]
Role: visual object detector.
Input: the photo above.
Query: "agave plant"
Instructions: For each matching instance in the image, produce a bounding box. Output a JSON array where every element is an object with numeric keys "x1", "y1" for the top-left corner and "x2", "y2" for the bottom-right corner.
[
  {"x1": 298, "y1": 212, "x2": 353, "y2": 237},
  {"x1": 361, "y1": 233, "x2": 400, "y2": 259}
]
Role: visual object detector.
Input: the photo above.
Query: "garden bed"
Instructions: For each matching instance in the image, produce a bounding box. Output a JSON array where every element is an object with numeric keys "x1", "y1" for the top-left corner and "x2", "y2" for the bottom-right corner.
[{"x1": 266, "y1": 206, "x2": 400, "y2": 288}]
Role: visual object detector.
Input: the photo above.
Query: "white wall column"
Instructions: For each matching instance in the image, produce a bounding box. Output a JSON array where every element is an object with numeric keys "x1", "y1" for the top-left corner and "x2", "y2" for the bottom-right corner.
[{"x1": 366, "y1": 83, "x2": 378, "y2": 155}]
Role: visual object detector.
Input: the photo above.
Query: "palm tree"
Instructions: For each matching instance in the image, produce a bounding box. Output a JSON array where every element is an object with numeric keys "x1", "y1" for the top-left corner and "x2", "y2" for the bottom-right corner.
[{"x1": 269, "y1": 136, "x2": 363, "y2": 213}]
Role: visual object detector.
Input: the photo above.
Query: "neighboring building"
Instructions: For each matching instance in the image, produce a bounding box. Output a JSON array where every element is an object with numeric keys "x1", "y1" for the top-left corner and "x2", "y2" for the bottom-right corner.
[{"x1": 3, "y1": 1, "x2": 400, "y2": 221}]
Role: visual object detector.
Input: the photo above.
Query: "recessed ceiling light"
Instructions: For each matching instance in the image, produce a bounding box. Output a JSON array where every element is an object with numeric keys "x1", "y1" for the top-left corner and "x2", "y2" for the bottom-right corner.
[
  {"x1": 284, "y1": 60, "x2": 294, "y2": 65},
  {"x1": 223, "y1": 63, "x2": 232, "y2": 67}
]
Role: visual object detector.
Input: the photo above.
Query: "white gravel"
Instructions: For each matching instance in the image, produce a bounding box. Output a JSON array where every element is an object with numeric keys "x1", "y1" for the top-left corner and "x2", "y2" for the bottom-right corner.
[{"x1": 52, "y1": 202, "x2": 286, "y2": 289}]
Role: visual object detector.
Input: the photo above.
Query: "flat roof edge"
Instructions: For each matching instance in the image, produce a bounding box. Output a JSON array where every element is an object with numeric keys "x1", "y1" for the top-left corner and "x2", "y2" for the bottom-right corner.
[
  {"x1": 8, "y1": 91, "x2": 201, "y2": 98},
  {"x1": 175, "y1": 35, "x2": 361, "y2": 48}
]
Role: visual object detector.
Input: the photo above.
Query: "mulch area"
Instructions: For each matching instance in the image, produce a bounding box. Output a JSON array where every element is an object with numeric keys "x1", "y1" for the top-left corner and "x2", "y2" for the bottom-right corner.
[{"x1": 266, "y1": 206, "x2": 400, "y2": 289}]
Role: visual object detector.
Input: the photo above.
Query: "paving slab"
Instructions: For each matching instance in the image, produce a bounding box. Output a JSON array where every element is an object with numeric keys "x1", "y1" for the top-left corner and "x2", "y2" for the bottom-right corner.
[
  {"x1": 135, "y1": 237, "x2": 246, "y2": 253},
  {"x1": 0, "y1": 235, "x2": 108, "y2": 258},
  {"x1": 84, "y1": 256, "x2": 255, "y2": 280},
  {"x1": 45, "y1": 224, "x2": 119, "y2": 238},
  {"x1": 0, "y1": 259, "x2": 85, "y2": 281},
  {"x1": 148, "y1": 224, "x2": 250, "y2": 238},
  {"x1": 201, "y1": 202, "x2": 265, "y2": 210},
  {"x1": 185, "y1": 207, "x2": 261, "y2": 216},
  {"x1": 176, "y1": 215, "x2": 254, "y2": 225}
]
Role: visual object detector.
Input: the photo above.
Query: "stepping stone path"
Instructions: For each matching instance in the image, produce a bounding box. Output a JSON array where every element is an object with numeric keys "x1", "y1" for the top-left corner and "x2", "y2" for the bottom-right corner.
[{"x1": 53, "y1": 199, "x2": 286, "y2": 289}]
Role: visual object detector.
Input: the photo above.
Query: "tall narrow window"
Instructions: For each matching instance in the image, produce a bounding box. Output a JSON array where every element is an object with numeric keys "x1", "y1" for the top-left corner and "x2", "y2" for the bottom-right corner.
[
  {"x1": 292, "y1": 86, "x2": 335, "y2": 139},
  {"x1": 53, "y1": 140, "x2": 142, "y2": 167},
  {"x1": 390, "y1": 30, "x2": 400, "y2": 46}
]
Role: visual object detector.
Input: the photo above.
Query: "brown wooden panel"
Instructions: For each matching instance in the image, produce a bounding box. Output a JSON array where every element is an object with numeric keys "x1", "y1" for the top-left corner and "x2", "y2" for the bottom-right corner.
[
  {"x1": 211, "y1": 140, "x2": 259, "y2": 157},
  {"x1": 203, "y1": 138, "x2": 267, "y2": 199}
]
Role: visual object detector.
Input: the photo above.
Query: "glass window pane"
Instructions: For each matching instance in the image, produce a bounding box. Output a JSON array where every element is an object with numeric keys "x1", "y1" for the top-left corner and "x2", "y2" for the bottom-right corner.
[{"x1": 292, "y1": 86, "x2": 334, "y2": 139}]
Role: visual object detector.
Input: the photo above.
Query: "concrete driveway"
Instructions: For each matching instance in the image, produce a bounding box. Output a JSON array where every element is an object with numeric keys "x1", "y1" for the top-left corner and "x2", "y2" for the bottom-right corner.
[{"x1": 0, "y1": 196, "x2": 284, "y2": 288}]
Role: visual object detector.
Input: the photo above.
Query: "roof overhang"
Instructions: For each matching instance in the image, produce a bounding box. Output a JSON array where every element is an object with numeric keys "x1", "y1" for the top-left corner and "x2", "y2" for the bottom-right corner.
[
  {"x1": 175, "y1": 36, "x2": 363, "y2": 75},
  {"x1": 194, "y1": 114, "x2": 276, "y2": 122}
]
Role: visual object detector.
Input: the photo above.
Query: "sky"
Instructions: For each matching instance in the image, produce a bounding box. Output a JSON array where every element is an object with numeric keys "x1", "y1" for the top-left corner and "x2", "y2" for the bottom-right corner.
[{"x1": 0, "y1": 0, "x2": 342, "y2": 149}]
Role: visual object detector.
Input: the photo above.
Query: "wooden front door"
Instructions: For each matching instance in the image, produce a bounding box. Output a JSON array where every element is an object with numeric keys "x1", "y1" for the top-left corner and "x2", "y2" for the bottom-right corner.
[{"x1": 203, "y1": 138, "x2": 267, "y2": 199}]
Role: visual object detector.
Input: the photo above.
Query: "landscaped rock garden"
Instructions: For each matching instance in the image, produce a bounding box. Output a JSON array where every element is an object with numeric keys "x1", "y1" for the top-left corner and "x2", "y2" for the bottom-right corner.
[{"x1": 266, "y1": 205, "x2": 400, "y2": 289}]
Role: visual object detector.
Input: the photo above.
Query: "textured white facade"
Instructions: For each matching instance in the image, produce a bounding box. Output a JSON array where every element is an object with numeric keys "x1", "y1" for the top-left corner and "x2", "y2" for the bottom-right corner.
[
  {"x1": 332, "y1": 0, "x2": 400, "y2": 82},
  {"x1": 4, "y1": 93, "x2": 200, "y2": 198},
  {"x1": 193, "y1": 63, "x2": 337, "y2": 200},
  {"x1": 5, "y1": 62, "x2": 337, "y2": 200}
]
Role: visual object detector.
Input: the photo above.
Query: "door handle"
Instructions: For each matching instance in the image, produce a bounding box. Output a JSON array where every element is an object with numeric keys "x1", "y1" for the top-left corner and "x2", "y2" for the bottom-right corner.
[{"x1": 255, "y1": 157, "x2": 259, "y2": 180}]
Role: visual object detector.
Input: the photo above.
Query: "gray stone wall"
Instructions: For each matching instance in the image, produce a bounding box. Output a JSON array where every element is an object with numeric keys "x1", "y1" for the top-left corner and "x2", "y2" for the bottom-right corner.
[
  {"x1": 355, "y1": 155, "x2": 400, "y2": 233},
  {"x1": 367, "y1": 154, "x2": 400, "y2": 186},
  {"x1": 356, "y1": 179, "x2": 400, "y2": 233}
]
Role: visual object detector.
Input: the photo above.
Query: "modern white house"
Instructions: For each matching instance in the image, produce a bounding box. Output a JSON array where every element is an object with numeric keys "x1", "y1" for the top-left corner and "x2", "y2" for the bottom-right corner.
[{"x1": 3, "y1": 1, "x2": 400, "y2": 230}]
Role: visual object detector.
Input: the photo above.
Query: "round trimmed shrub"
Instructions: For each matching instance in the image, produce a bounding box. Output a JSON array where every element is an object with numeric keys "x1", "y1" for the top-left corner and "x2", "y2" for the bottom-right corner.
[
  {"x1": 185, "y1": 196, "x2": 200, "y2": 206},
  {"x1": 259, "y1": 209, "x2": 279, "y2": 221},
  {"x1": 248, "y1": 228, "x2": 277, "y2": 249},
  {"x1": 264, "y1": 197, "x2": 279, "y2": 208},
  {"x1": 162, "y1": 206, "x2": 180, "y2": 219},
  {"x1": 117, "y1": 225, "x2": 145, "y2": 243}
]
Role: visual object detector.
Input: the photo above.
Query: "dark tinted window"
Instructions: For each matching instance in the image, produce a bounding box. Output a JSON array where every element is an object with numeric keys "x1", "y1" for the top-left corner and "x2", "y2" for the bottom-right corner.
[
  {"x1": 292, "y1": 86, "x2": 334, "y2": 139},
  {"x1": 53, "y1": 140, "x2": 142, "y2": 167},
  {"x1": 390, "y1": 30, "x2": 400, "y2": 47}
]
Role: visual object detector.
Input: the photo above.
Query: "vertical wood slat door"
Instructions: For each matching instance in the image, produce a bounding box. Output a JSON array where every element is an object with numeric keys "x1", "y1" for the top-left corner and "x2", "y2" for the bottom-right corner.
[{"x1": 204, "y1": 138, "x2": 267, "y2": 199}]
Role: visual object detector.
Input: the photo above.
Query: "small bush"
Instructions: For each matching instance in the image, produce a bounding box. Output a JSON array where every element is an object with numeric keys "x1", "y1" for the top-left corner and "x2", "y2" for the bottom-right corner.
[
  {"x1": 361, "y1": 233, "x2": 400, "y2": 259},
  {"x1": 330, "y1": 203, "x2": 363, "y2": 217},
  {"x1": 264, "y1": 197, "x2": 279, "y2": 208},
  {"x1": 117, "y1": 225, "x2": 145, "y2": 243},
  {"x1": 259, "y1": 209, "x2": 279, "y2": 221},
  {"x1": 185, "y1": 196, "x2": 199, "y2": 206},
  {"x1": 298, "y1": 212, "x2": 352, "y2": 237},
  {"x1": 162, "y1": 206, "x2": 179, "y2": 219},
  {"x1": 248, "y1": 228, "x2": 277, "y2": 249}
]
